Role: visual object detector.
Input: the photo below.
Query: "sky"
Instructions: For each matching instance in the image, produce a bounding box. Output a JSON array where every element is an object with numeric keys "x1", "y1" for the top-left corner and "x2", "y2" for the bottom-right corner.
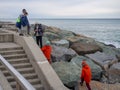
[{"x1": 0, "y1": 0, "x2": 120, "y2": 18}]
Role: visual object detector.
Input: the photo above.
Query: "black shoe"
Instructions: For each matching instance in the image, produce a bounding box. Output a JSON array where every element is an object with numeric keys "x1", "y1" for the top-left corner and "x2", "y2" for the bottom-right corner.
[{"x1": 19, "y1": 33, "x2": 24, "y2": 36}]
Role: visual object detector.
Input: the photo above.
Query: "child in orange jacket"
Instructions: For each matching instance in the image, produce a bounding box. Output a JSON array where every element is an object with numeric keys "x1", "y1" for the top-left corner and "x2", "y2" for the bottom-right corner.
[
  {"x1": 41, "y1": 41, "x2": 52, "y2": 64},
  {"x1": 80, "y1": 60, "x2": 92, "y2": 90}
]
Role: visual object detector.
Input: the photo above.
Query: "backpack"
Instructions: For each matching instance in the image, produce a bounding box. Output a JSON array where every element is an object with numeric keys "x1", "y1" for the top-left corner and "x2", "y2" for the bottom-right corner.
[{"x1": 16, "y1": 17, "x2": 21, "y2": 29}]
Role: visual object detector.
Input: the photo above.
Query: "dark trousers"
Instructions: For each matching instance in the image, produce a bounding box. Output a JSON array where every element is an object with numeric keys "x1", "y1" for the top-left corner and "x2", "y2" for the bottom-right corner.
[
  {"x1": 81, "y1": 78, "x2": 91, "y2": 90},
  {"x1": 36, "y1": 36, "x2": 42, "y2": 48},
  {"x1": 27, "y1": 25, "x2": 30, "y2": 35}
]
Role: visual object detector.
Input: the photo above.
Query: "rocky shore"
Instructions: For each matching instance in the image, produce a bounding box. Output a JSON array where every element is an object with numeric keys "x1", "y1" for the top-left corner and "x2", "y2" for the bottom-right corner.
[{"x1": 1, "y1": 22, "x2": 120, "y2": 89}]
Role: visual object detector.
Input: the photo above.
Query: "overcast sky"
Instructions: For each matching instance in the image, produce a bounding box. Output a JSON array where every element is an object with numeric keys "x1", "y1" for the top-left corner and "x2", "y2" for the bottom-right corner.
[{"x1": 0, "y1": 0, "x2": 120, "y2": 18}]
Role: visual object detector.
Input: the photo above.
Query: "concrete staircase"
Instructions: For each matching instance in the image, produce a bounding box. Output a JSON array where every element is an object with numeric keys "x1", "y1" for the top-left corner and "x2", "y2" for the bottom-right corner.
[{"x1": 0, "y1": 43, "x2": 44, "y2": 90}]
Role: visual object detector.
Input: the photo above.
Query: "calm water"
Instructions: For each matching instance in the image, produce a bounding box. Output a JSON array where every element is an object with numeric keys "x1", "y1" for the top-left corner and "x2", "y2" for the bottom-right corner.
[{"x1": 1, "y1": 19, "x2": 120, "y2": 48}]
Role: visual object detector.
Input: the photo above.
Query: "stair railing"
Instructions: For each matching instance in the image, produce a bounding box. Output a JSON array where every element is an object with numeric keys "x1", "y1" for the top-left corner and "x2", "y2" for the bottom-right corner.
[{"x1": 0, "y1": 55, "x2": 36, "y2": 90}]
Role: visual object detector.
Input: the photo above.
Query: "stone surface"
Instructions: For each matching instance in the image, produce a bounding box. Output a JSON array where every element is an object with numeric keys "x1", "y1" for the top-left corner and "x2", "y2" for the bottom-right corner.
[
  {"x1": 51, "y1": 45, "x2": 77, "y2": 62},
  {"x1": 52, "y1": 61, "x2": 81, "y2": 88},
  {"x1": 108, "y1": 63, "x2": 120, "y2": 83},
  {"x1": 70, "y1": 42, "x2": 102, "y2": 55},
  {"x1": 77, "y1": 80, "x2": 120, "y2": 90},
  {"x1": 71, "y1": 56, "x2": 103, "y2": 80},
  {"x1": 52, "y1": 39, "x2": 69, "y2": 48},
  {"x1": 52, "y1": 56, "x2": 103, "y2": 88},
  {"x1": 86, "y1": 51, "x2": 118, "y2": 70},
  {"x1": 44, "y1": 32, "x2": 61, "y2": 41}
]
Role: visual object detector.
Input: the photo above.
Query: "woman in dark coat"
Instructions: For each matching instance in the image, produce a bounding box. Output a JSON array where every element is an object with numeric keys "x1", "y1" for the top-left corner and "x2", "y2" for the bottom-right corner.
[{"x1": 34, "y1": 23, "x2": 44, "y2": 48}]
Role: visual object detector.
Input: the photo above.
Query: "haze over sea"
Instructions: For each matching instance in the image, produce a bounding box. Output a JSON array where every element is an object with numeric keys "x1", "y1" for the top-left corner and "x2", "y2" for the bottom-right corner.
[{"x1": 1, "y1": 18, "x2": 120, "y2": 48}]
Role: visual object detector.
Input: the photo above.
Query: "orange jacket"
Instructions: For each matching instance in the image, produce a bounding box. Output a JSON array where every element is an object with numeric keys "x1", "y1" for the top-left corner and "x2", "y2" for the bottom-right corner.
[
  {"x1": 81, "y1": 64, "x2": 92, "y2": 83},
  {"x1": 41, "y1": 45, "x2": 52, "y2": 62}
]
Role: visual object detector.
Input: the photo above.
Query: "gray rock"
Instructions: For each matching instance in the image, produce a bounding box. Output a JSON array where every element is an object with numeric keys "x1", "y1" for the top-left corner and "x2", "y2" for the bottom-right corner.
[
  {"x1": 51, "y1": 56, "x2": 103, "y2": 88},
  {"x1": 58, "y1": 30, "x2": 75, "y2": 39},
  {"x1": 52, "y1": 39, "x2": 69, "y2": 48},
  {"x1": 108, "y1": 63, "x2": 120, "y2": 83},
  {"x1": 96, "y1": 41, "x2": 120, "y2": 60},
  {"x1": 51, "y1": 61, "x2": 81, "y2": 88},
  {"x1": 44, "y1": 32, "x2": 61, "y2": 41},
  {"x1": 51, "y1": 45, "x2": 77, "y2": 62},
  {"x1": 70, "y1": 42, "x2": 102, "y2": 55},
  {"x1": 66, "y1": 36, "x2": 95, "y2": 46},
  {"x1": 70, "y1": 56, "x2": 103, "y2": 80},
  {"x1": 86, "y1": 51, "x2": 118, "y2": 70}
]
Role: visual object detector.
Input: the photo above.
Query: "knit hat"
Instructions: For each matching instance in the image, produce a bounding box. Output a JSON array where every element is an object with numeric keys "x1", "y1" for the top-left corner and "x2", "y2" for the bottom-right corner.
[{"x1": 46, "y1": 41, "x2": 50, "y2": 45}]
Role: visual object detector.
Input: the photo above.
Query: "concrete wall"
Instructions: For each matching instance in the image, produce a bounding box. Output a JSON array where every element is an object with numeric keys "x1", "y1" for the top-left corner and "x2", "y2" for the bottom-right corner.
[{"x1": 12, "y1": 33, "x2": 68, "y2": 90}]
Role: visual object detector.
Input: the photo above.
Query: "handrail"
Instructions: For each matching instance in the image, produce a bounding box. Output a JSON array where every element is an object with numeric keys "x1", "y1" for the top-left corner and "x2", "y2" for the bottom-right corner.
[{"x1": 0, "y1": 55, "x2": 36, "y2": 90}]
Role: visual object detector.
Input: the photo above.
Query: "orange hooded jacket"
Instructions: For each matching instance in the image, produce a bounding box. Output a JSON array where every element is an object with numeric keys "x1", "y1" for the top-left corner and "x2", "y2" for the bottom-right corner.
[
  {"x1": 81, "y1": 61, "x2": 92, "y2": 83},
  {"x1": 41, "y1": 45, "x2": 52, "y2": 63}
]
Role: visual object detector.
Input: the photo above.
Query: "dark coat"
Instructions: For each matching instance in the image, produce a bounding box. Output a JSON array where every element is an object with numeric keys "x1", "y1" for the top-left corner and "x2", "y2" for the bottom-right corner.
[{"x1": 34, "y1": 24, "x2": 44, "y2": 36}]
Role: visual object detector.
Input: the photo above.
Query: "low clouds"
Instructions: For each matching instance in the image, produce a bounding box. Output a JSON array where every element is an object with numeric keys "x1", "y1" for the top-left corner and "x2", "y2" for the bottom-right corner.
[{"x1": 0, "y1": 0, "x2": 120, "y2": 18}]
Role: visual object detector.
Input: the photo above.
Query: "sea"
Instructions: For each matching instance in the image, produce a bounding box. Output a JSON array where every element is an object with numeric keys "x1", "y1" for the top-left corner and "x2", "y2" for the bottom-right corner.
[{"x1": 1, "y1": 18, "x2": 120, "y2": 48}]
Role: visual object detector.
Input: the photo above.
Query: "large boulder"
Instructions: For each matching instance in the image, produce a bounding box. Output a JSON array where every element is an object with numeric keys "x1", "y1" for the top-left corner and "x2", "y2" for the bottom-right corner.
[
  {"x1": 51, "y1": 56, "x2": 103, "y2": 88},
  {"x1": 108, "y1": 62, "x2": 120, "y2": 83},
  {"x1": 70, "y1": 56, "x2": 103, "y2": 80},
  {"x1": 66, "y1": 36, "x2": 95, "y2": 46},
  {"x1": 52, "y1": 39, "x2": 69, "y2": 48},
  {"x1": 52, "y1": 61, "x2": 81, "y2": 88},
  {"x1": 70, "y1": 42, "x2": 102, "y2": 55},
  {"x1": 86, "y1": 51, "x2": 118, "y2": 70},
  {"x1": 58, "y1": 30, "x2": 75, "y2": 39},
  {"x1": 96, "y1": 42, "x2": 120, "y2": 60},
  {"x1": 44, "y1": 32, "x2": 61, "y2": 41},
  {"x1": 45, "y1": 26, "x2": 61, "y2": 34},
  {"x1": 51, "y1": 45, "x2": 77, "y2": 62}
]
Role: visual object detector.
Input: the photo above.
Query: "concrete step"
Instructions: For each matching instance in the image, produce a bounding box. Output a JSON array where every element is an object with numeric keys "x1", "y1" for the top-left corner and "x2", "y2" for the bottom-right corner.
[
  {"x1": 0, "y1": 63, "x2": 32, "y2": 70},
  {"x1": 3, "y1": 67, "x2": 35, "y2": 76},
  {"x1": 0, "y1": 50, "x2": 25, "y2": 55},
  {"x1": 10, "y1": 79, "x2": 41, "y2": 88},
  {"x1": 33, "y1": 84, "x2": 44, "y2": 90},
  {"x1": 0, "y1": 46, "x2": 22, "y2": 51},
  {"x1": 3, "y1": 54, "x2": 27, "y2": 60},
  {"x1": 10, "y1": 82, "x2": 44, "y2": 90},
  {"x1": 7, "y1": 58, "x2": 29, "y2": 64},
  {"x1": 0, "y1": 33, "x2": 14, "y2": 42},
  {"x1": 7, "y1": 73, "x2": 38, "y2": 82}
]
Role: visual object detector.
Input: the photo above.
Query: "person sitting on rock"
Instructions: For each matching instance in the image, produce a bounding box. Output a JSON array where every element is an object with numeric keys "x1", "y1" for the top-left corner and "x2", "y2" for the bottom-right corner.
[
  {"x1": 80, "y1": 60, "x2": 92, "y2": 90},
  {"x1": 41, "y1": 41, "x2": 52, "y2": 64}
]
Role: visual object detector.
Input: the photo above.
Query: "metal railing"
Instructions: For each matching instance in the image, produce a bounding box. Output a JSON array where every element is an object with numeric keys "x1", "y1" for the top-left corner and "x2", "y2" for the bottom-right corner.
[{"x1": 0, "y1": 55, "x2": 36, "y2": 90}]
